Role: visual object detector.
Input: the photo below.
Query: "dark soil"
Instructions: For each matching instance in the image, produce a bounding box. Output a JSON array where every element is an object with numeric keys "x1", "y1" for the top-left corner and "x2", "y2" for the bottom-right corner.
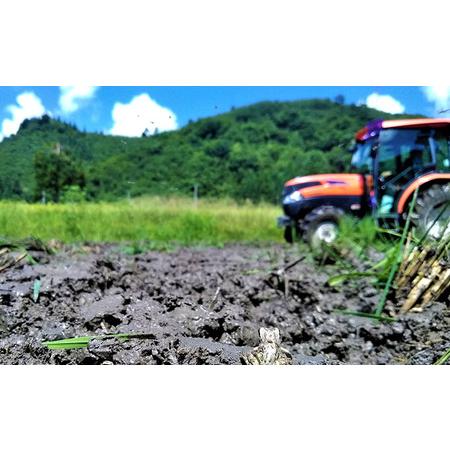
[{"x1": 0, "y1": 244, "x2": 448, "y2": 364}]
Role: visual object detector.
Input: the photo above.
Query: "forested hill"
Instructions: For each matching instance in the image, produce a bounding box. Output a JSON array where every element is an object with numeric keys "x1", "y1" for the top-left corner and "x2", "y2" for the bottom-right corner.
[{"x1": 0, "y1": 99, "x2": 418, "y2": 203}]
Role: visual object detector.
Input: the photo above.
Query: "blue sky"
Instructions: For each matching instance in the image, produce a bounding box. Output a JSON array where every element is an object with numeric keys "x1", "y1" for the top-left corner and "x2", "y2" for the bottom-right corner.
[{"x1": 0, "y1": 86, "x2": 449, "y2": 141}]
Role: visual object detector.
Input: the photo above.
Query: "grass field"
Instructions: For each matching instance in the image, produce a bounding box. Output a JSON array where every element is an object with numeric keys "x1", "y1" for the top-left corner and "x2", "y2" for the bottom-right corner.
[{"x1": 0, "y1": 197, "x2": 283, "y2": 246}]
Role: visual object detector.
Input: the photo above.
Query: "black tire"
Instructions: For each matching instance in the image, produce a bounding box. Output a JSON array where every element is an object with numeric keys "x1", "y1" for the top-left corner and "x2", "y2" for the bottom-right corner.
[
  {"x1": 284, "y1": 226, "x2": 293, "y2": 243},
  {"x1": 301, "y1": 206, "x2": 344, "y2": 248},
  {"x1": 413, "y1": 184, "x2": 450, "y2": 239},
  {"x1": 284, "y1": 223, "x2": 303, "y2": 244}
]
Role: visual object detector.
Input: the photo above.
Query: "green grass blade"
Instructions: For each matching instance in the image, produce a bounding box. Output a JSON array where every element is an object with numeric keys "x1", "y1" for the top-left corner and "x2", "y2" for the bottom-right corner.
[
  {"x1": 434, "y1": 347, "x2": 450, "y2": 365},
  {"x1": 33, "y1": 279, "x2": 41, "y2": 303},
  {"x1": 43, "y1": 336, "x2": 93, "y2": 349},
  {"x1": 370, "y1": 245, "x2": 399, "y2": 272},
  {"x1": 374, "y1": 187, "x2": 419, "y2": 317},
  {"x1": 375, "y1": 228, "x2": 404, "y2": 239},
  {"x1": 327, "y1": 272, "x2": 378, "y2": 286},
  {"x1": 42, "y1": 333, "x2": 154, "y2": 350},
  {"x1": 334, "y1": 309, "x2": 397, "y2": 323}
]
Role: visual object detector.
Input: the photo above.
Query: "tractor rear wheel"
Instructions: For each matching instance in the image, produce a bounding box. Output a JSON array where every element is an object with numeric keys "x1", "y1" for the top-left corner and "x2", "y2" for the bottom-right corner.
[
  {"x1": 413, "y1": 184, "x2": 450, "y2": 239},
  {"x1": 301, "y1": 206, "x2": 344, "y2": 248}
]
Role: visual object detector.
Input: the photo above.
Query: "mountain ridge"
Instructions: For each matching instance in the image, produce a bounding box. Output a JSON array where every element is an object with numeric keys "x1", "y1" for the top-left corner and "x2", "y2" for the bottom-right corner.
[{"x1": 0, "y1": 98, "x2": 421, "y2": 202}]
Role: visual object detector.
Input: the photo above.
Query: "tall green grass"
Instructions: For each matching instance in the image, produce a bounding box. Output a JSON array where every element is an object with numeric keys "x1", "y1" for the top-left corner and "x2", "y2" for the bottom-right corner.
[
  {"x1": 337, "y1": 215, "x2": 391, "y2": 254},
  {"x1": 0, "y1": 197, "x2": 283, "y2": 245}
]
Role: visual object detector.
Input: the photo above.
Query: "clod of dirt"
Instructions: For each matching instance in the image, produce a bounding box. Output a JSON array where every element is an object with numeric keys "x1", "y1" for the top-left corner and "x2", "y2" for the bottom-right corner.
[
  {"x1": 177, "y1": 337, "x2": 249, "y2": 364},
  {"x1": 82, "y1": 294, "x2": 125, "y2": 330},
  {"x1": 0, "y1": 311, "x2": 7, "y2": 335}
]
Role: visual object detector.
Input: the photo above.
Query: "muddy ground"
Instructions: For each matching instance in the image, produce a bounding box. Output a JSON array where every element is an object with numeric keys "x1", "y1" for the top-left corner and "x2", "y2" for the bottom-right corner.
[{"x1": 0, "y1": 244, "x2": 448, "y2": 364}]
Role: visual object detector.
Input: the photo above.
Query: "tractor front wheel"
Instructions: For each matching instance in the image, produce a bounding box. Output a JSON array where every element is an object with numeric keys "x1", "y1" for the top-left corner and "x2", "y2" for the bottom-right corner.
[
  {"x1": 284, "y1": 223, "x2": 303, "y2": 243},
  {"x1": 413, "y1": 184, "x2": 450, "y2": 239},
  {"x1": 301, "y1": 206, "x2": 344, "y2": 248},
  {"x1": 283, "y1": 225, "x2": 293, "y2": 243}
]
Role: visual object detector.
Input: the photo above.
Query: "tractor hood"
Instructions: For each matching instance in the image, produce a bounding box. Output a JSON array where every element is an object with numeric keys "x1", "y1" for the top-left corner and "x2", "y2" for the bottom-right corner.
[{"x1": 283, "y1": 173, "x2": 365, "y2": 199}]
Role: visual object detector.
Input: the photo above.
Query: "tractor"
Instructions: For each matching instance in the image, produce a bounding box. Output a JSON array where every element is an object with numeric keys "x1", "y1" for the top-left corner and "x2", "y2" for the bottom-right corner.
[{"x1": 278, "y1": 118, "x2": 450, "y2": 247}]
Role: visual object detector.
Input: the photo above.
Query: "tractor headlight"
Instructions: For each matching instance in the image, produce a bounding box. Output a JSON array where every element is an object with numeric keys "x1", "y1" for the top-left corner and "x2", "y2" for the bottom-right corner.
[{"x1": 283, "y1": 190, "x2": 303, "y2": 204}]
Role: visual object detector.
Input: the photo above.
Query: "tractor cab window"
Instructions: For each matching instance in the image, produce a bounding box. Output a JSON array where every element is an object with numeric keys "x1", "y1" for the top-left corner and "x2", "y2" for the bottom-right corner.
[
  {"x1": 350, "y1": 138, "x2": 374, "y2": 174},
  {"x1": 378, "y1": 128, "x2": 433, "y2": 187},
  {"x1": 376, "y1": 128, "x2": 434, "y2": 215},
  {"x1": 434, "y1": 129, "x2": 450, "y2": 169}
]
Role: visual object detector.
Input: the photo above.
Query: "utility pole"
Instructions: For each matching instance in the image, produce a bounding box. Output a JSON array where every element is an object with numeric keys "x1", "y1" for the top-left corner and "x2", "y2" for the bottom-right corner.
[
  {"x1": 127, "y1": 181, "x2": 136, "y2": 202},
  {"x1": 193, "y1": 183, "x2": 199, "y2": 207}
]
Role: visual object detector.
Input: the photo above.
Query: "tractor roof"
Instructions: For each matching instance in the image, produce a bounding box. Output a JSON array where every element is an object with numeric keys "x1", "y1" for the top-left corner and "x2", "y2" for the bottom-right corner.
[{"x1": 355, "y1": 118, "x2": 450, "y2": 142}]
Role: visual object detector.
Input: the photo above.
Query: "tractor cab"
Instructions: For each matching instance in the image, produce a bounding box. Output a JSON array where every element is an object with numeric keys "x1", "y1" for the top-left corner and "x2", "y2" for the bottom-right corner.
[
  {"x1": 352, "y1": 119, "x2": 450, "y2": 225},
  {"x1": 279, "y1": 118, "x2": 450, "y2": 246}
]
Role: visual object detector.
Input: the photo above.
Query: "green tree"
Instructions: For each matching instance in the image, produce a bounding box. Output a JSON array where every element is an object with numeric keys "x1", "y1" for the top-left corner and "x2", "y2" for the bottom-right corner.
[{"x1": 33, "y1": 145, "x2": 85, "y2": 202}]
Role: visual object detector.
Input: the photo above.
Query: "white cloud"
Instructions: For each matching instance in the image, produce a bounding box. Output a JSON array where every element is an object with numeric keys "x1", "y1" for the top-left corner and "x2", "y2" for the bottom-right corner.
[
  {"x1": 422, "y1": 86, "x2": 450, "y2": 112},
  {"x1": 59, "y1": 86, "x2": 98, "y2": 114},
  {"x1": 365, "y1": 93, "x2": 405, "y2": 114},
  {"x1": 0, "y1": 91, "x2": 46, "y2": 141},
  {"x1": 108, "y1": 93, "x2": 177, "y2": 137}
]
